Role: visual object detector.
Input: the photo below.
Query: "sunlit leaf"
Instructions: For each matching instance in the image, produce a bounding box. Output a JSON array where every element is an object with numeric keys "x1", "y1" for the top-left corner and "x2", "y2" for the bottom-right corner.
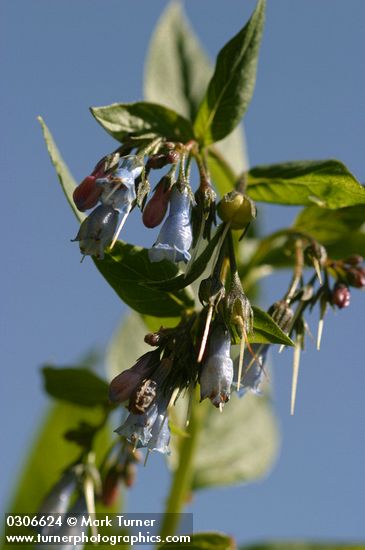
[
  {"x1": 194, "y1": 0, "x2": 266, "y2": 145},
  {"x1": 248, "y1": 160, "x2": 365, "y2": 209},
  {"x1": 91, "y1": 101, "x2": 194, "y2": 143}
]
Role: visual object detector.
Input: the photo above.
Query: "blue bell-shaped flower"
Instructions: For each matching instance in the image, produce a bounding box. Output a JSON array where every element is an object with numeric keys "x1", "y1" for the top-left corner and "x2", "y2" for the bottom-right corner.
[
  {"x1": 149, "y1": 186, "x2": 192, "y2": 264},
  {"x1": 200, "y1": 324, "x2": 233, "y2": 408},
  {"x1": 115, "y1": 402, "x2": 159, "y2": 447},
  {"x1": 72, "y1": 204, "x2": 119, "y2": 260}
]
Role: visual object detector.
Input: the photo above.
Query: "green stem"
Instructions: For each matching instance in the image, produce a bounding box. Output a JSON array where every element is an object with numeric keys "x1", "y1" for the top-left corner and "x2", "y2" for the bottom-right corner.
[{"x1": 159, "y1": 388, "x2": 205, "y2": 539}]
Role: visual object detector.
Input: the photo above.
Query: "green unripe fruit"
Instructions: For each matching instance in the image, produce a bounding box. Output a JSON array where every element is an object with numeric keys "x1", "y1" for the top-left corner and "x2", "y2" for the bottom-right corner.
[{"x1": 217, "y1": 191, "x2": 256, "y2": 229}]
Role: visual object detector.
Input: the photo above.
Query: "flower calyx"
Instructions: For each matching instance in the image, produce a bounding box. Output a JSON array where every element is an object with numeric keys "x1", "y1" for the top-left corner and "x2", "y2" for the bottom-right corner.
[{"x1": 217, "y1": 190, "x2": 256, "y2": 231}]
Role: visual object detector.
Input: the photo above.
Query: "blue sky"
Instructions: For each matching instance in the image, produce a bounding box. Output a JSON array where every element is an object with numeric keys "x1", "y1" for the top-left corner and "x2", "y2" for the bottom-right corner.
[{"x1": 1, "y1": 0, "x2": 365, "y2": 544}]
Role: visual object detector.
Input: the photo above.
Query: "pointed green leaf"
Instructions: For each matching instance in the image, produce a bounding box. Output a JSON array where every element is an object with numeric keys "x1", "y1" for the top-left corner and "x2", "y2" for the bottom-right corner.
[
  {"x1": 194, "y1": 0, "x2": 266, "y2": 145},
  {"x1": 90, "y1": 101, "x2": 194, "y2": 143},
  {"x1": 326, "y1": 232, "x2": 365, "y2": 259},
  {"x1": 249, "y1": 306, "x2": 294, "y2": 346},
  {"x1": 248, "y1": 160, "x2": 365, "y2": 209},
  {"x1": 169, "y1": 392, "x2": 278, "y2": 490},
  {"x1": 42, "y1": 366, "x2": 110, "y2": 408},
  {"x1": 144, "y1": 2, "x2": 248, "y2": 177},
  {"x1": 192, "y1": 393, "x2": 279, "y2": 489},
  {"x1": 8, "y1": 403, "x2": 111, "y2": 514},
  {"x1": 38, "y1": 117, "x2": 84, "y2": 222},
  {"x1": 144, "y1": 2, "x2": 212, "y2": 121},
  {"x1": 94, "y1": 242, "x2": 194, "y2": 317},
  {"x1": 294, "y1": 204, "x2": 365, "y2": 243}
]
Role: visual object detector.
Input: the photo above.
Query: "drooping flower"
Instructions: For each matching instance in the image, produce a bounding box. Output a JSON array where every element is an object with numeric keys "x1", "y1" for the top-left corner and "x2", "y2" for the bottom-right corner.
[
  {"x1": 148, "y1": 186, "x2": 193, "y2": 264},
  {"x1": 72, "y1": 204, "x2": 119, "y2": 260},
  {"x1": 114, "y1": 358, "x2": 173, "y2": 454},
  {"x1": 97, "y1": 155, "x2": 143, "y2": 214},
  {"x1": 142, "y1": 177, "x2": 171, "y2": 228},
  {"x1": 115, "y1": 402, "x2": 159, "y2": 447},
  {"x1": 200, "y1": 323, "x2": 233, "y2": 408},
  {"x1": 234, "y1": 343, "x2": 270, "y2": 396},
  {"x1": 147, "y1": 396, "x2": 171, "y2": 454}
]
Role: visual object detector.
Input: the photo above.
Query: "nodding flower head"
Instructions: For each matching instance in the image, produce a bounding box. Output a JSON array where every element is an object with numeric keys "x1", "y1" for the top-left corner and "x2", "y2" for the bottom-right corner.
[
  {"x1": 148, "y1": 186, "x2": 193, "y2": 264},
  {"x1": 147, "y1": 406, "x2": 171, "y2": 455},
  {"x1": 115, "y1": 402, "x2": 159, "y2": 448},
  {"x1": 72, "y1": 204, "x2": 119, "y2": 260},
  {"x1": 115, "y1": 359, "x2": 173, "y2": 453},
  {"x1": 235, "y1": 344, "x2": 270, "y2": 397},
  {"x1": 96, "y1": 155, "x2": 143, "y2": 214},
  {"x1": 200, "y1": 323, "x2": 233, "y2": 408},
  {"x1": 109, "y1": 351, "x2": 160, "y2": 404}
]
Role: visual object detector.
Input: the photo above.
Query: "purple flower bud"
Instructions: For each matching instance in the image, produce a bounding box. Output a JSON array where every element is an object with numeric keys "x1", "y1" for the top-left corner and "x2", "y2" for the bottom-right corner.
[
  {"x1": 235, "y1": 344, "x2": 270, "y2": 396},
  {"x1": 109, "y1": 351, "x2": 159, "y2": 404},
  {"x1": 142, "y1": 178, "x2": 171, "y2": 228},
  {"x1": 148, "y1": 186, "x2": 193, "y2": 264},
  {"x1": 73, "y1": 176, "x2": 102, "y2": 212},
  {"x1": 200, "y1": 325, "x2": 233, "y2": 408},
  {"x1": 347, "y1": 266, "x2": 365, "y2": 288},
  {"x1": 332, "y1": 283, "x2": 351, "y2": 308},
  {"x1": 72, "y1": 204, "x2": 119, "y2": 259}
]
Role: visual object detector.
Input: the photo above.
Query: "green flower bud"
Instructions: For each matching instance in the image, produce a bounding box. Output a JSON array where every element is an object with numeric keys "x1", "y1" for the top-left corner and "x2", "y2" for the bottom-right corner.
[{"x1": 217, "y1": 191, "x2": 256, "y2": 230}]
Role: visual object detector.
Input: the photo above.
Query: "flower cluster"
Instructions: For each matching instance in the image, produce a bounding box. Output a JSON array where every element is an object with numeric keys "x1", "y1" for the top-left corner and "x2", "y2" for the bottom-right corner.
[
  {"x1": 69, "y1": 139, "x2": 365, "y2": 452},
  {"x1": 72, "y1": 144, "x2": 195, "y2": 264},
  {"x1": 72, "y1": 155, "x2": 143, "y2": 259}
]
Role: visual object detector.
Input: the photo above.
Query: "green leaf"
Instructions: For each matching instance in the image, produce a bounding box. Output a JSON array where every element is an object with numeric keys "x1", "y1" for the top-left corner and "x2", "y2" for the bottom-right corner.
[
  {"x1": 144, "y1": 2, "x2": 212, "y2": 122},
  {"x1": 207, "y1": 147, "x2": 237, "y2": 197},
  {"x1": 42, "y1": 366, "x2": 110, "y2": 408},
  {"x1": 194, "y1": 0, "x2": 266, "y2": 145},
  {"x1": 248, "y1": 160, "x2": 365, "y2": 209},
  {"x1": 90, "y1": 101, "x2": 194, "y2": 143},
  {"x1": 294, "y1": 204, "x2": 365, "y2": 243},
  {"x1": 8, "y1": 403, "x2": 111, "y2": 514},
  {"x1": 38, "y1": 116, "x2": 84, "y2": 222},
  {"x1": 249, "y1": 306, "x2": 294, "y2": 346},
  {"x1": 242, "y1": 543, "x2": 365, "y2": 550},
  {"x1": 326, "y1": 232, "x2": 365, "y2": 259},
  {"x1": 144, "y1": 2, "x2": 248, "y2": 178},
  {"x1": 160, "y1": 532, "x2": 236, "y2": 550},
  {"x1": 94, "y1": 242, "x2": 194, "y2": 317},
  {"x1": 170, "y1": 392, "x2": 278, "y2": 490}
]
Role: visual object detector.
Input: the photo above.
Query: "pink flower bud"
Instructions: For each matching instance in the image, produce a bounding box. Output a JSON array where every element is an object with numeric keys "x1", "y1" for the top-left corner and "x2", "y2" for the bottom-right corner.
[
  {"x1": 73, "y1": 176, "x2": 102, "y2": 212},
  {"x1": 109, "y1": 351, "x2": 159, "y2": 403},
  {"x1": 332, "y1": 283, "x2": 351, "y2": 309},
  {"x1": 142, "y1": 179, "x2": 171, "y2": 228},
  {"x1": 101, "y1": 469, "x2": 120, "y2": 507},
  {"x1": 347, "y1": 266, "x2": 365, "y2": 288}
]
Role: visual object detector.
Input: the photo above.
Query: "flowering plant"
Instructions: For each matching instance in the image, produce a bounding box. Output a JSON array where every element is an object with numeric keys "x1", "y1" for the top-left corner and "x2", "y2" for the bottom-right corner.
[{"x1": 7, "y1": 2, "x2": 365, "y2": 549}]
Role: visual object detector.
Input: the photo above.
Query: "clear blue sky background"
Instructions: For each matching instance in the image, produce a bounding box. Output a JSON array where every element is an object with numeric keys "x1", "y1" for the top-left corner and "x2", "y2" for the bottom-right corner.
[{"x1": 1, "y1": 0, "x2": 365, "y2": 545}]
